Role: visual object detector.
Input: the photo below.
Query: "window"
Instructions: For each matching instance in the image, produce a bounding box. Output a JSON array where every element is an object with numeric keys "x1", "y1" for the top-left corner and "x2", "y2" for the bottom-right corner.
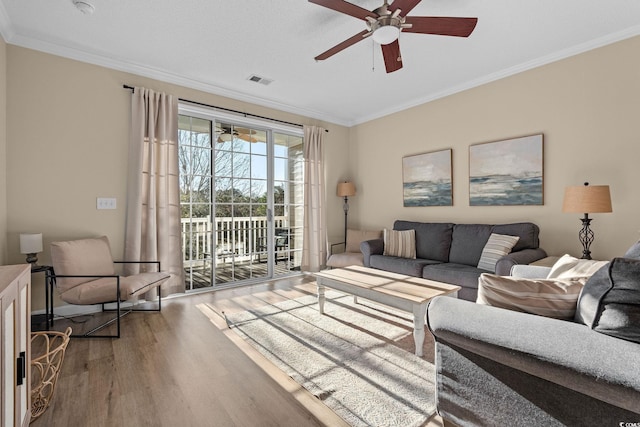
[{"x1": 179, "y1": 106, "x2": 304, "y2": 290}]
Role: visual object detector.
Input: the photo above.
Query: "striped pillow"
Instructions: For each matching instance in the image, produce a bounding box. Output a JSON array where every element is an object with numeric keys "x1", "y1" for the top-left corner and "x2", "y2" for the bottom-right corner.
[
  {"x1": 477, "y1": 273, "x2": 588, "y2": 320},
  {"x1": 477, "y1": 233, "x2": 520, "y2": 272},
  {"x1": 383, "y1": 229, "x2": 416, "y2": 259}
]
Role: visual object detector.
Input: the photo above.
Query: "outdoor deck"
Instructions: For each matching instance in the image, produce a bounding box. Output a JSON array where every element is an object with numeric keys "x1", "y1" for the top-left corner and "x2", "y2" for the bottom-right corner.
[
  {"x1": 182, "y1": 215, "x2": 302, "y2": 290},
  {"x1": 186, "y1": 258, "x2": 300, "y2": 290}
]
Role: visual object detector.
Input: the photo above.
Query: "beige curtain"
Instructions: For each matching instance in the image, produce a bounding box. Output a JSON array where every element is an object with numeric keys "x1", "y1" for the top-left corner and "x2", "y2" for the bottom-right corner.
[
  {"x1": 125, "y1": 87, "x2": 184, "y2": 296},
  {"x1": 301, "y1": 125, "x2": 327, "y2": 272}
]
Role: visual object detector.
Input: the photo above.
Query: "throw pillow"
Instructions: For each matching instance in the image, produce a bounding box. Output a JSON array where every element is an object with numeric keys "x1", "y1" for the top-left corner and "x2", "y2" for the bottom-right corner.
[
  {"x1": 623, "y1": 239, "x2": 640, "y2": 259},
  {"x1": 383, "y1": 229, "x2": 416, "y2": 259},
  {"x1": 546, "y1": 254, "x2": 609, "y2": 279},
  {"x1": 575, "y1": 257, "x2": 640, "y2": 344},
  {"x1": 477, "y1": 273, "x2": 588, "y2": 320},
  {"x1": 477, "y1": 233, "x2": 520, "y2": 273}
]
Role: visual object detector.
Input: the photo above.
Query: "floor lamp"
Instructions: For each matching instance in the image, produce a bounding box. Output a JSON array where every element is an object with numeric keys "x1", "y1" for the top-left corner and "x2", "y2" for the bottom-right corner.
[
  {"x1": 562, "y1": 182, "x2": 612, "y2": 260},
  {"x1": 337, "y1": 182, "x2": 356, "y2": 244}
]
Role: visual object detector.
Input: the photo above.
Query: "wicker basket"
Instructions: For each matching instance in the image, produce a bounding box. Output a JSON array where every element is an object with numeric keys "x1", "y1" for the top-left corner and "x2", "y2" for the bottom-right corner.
[{"x1": 30, "y1": 327, "x2": 72, "y2": 421}]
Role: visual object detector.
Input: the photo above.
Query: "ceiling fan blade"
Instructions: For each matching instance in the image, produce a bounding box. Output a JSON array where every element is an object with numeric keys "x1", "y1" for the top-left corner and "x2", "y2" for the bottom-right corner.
[
  {"x1": 308, "y1": 0, "x2": 377, "y2": 20},
  {"x1": 404, "y1": 16, "x2": 478, "y2": 37},
  {"x1": 381, "y1": 40, "x2": 403, "y2": 73},
  {"x1": 388, "y1": 0, "x2": 422, "y2": 16},
  {"x1": 315, "y1": 30, "x2": 370, "y2": 60},
  {"x1": 238, "y1": 134, "x2": 258, "y2": 143}
]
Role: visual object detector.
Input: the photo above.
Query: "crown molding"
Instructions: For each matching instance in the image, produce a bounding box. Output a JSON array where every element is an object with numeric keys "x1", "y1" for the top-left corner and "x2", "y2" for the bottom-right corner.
[
  {"x1": 5, "y1": 20, "x2": 640, "y2": 128},
  {"x1": 352, "y1": 24, "x2": 640, "y2": 126},
  {"x1": 7, "y1": 33, "x2": 353, "y2": 127}
]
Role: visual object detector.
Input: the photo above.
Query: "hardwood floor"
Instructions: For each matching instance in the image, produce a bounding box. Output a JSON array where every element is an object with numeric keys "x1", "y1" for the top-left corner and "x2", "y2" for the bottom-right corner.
[{"x1": 30, "y1": 275, "x2": 443, "y2": 427}]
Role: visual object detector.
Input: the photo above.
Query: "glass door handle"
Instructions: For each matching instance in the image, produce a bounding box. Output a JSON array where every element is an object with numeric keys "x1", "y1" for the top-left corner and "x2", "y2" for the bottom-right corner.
[{"x1": 267, "y1": 208, "x2": 273, "y2": 222}]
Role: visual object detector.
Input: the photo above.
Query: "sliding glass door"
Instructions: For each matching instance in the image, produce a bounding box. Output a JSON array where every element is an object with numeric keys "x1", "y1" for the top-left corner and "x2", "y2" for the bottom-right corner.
[{"x1": 179, "y1": 111, "x2": 303, "y2": 291}]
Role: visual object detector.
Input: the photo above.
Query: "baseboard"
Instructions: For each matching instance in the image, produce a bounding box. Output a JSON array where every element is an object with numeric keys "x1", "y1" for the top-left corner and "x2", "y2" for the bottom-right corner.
[{"x1": 31, "y1": 300, "x2": 154, "y2": 318}]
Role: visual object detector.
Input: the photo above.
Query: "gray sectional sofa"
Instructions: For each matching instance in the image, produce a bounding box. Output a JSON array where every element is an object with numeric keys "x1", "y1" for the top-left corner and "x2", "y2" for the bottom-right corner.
[
  {"x1": 360, "y1": 220, "x2": 547, "y2": 301},
  {"x1": 426, "y1": 240, "x2": 640, "y2": 425}
]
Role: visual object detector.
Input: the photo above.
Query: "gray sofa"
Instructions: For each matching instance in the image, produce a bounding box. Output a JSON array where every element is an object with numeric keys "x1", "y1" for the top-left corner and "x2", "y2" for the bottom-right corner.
[
  {"x1": 360, "y1": 221, "x2": 547, "y2": 301},
  {"x1": 426, "y1": 241, "x2": 640, "y2": 426}
]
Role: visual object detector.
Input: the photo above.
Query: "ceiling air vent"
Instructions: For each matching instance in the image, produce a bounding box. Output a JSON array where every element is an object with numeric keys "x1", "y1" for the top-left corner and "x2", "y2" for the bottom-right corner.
[{"x1": 247, "y1": 74, "x2": 273, "y2": 86}]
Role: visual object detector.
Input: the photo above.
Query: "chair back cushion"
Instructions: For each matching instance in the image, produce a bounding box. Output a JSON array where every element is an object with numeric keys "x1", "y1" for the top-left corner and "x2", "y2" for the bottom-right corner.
[
  {"x1": 345, "y1": 229, "x2": 383, "y2": 253},
  {"x1": 50, "y1": 236, "x2": 115, "y2": 292}
]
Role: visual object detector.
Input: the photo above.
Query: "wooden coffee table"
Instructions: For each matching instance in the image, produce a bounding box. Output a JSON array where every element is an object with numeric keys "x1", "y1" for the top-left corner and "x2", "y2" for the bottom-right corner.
[{"x1": 314, "y1": 266, "x2": 460, "y2": 357}]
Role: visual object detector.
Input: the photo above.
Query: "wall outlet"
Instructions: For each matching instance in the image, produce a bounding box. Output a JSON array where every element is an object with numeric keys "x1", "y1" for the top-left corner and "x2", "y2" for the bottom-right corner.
[{"x1": 97, "y1": 197, "x2": 117, "y2": 210}]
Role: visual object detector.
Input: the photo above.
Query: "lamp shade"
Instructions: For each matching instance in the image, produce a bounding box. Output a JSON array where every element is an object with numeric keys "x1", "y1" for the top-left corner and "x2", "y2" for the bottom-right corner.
[
  {"x1": 337, "y1": 182, "x2": 356, "y2": 197},
  {"x1": 20, "y1": 233, "x2": 43, "y2": 254},
  {"x1": 562, "y1": 185, "x2": 612, "y2": 214}
]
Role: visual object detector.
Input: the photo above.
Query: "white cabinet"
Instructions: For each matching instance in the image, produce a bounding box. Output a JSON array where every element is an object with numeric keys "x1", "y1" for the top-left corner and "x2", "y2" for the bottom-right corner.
[{"x1": 1, "y1": 265, "x2": 31, "y2": 427}]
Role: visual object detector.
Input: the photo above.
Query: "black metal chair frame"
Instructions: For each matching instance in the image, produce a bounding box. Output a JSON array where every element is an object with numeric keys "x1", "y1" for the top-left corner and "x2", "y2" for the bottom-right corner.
[{"x1": 45, "y1": 261, "x2": 163, "y2": 339}]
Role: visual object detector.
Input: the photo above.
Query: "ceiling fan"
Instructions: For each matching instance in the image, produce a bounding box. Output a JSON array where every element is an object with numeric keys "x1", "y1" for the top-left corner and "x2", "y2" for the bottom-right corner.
[
  {"x1": 309, "y1": 0, "x2": 477, "y2": 73},
  {"x1": 216, "y1": 125, "x2": 261, "y2": 143}
]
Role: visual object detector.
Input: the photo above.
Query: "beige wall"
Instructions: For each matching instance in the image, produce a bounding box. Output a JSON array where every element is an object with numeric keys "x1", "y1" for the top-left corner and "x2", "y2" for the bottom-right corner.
[
  {"x1": 5, "y1": 46, "x2": 349, "y2": 309},
  {"x1": 0, "y1": 37, "x2": 6, "y2": 265},
  {"x1": 6, "y1": 36, "x2": 640, "y2": 309},
  {"x1": 350, "y1": 35, "x2": 640, "y2": 261}
]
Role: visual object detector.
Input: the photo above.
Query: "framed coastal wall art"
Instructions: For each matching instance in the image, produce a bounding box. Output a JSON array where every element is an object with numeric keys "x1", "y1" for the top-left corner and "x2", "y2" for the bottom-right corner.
[
  {"x1": 469, "y1": 134, "x2": 543, "y2": 206},
  {"x1": 402, "y1": 149, "x2": 453, "y2": 207}
]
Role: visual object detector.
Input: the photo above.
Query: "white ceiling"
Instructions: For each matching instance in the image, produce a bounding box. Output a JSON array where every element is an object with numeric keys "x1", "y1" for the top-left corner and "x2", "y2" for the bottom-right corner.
[{"x1": 1, "y1": 0, "x2": 640, "y2": 126}]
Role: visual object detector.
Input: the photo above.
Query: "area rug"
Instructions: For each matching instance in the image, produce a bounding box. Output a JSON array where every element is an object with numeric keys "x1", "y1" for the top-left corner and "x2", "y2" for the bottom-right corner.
[{"x1": 221, "y1": 290, "x2": 437, "y2": 427}]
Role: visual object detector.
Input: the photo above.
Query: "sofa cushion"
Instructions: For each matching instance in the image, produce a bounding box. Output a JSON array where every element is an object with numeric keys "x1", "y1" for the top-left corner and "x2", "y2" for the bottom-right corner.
[
  {"x1": 477, "y1": 233, "x2": 520, "y2": 273},
  {"x1": 394, "y1": 220, "x2": 453, "y2": 262},
  {"x1": 448, "y1": 224, "x2": 493, "y2": 266},
  {"x1": 575, "y1": 258, "x2": 640, "y2": 344},
  {"x1": 369, "y1": 254, "x2": 439, "y2": 277},
  {"x1": 423, "y1": 262, "x2": 485, "y2": 290},
  {"x1": 492, "y1": 222, "x2": 540, "y2": 251},
  {"x1": 477, "y1": 273, "x2": 588, "y2": 320},
  {"x1": 383, "y1": 229, "x2": 416, "y2": 259}
]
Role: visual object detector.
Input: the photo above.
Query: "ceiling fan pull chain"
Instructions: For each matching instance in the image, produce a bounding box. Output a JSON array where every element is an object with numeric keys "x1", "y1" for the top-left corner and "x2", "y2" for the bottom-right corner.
[{"x1": 372, "y1": 40, "x2": 375, "y2": 72}]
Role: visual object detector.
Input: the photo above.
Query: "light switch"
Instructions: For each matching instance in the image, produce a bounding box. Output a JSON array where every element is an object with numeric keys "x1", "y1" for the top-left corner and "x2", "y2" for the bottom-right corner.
[{"x1": 97, "y1": 197, "x2": 117, "y2": 210}]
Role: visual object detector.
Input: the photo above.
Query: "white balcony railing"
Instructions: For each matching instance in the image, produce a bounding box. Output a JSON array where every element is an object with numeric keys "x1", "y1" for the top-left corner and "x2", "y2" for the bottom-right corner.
[{"x1": 181, "y1": 216, "x2": 288, "y2": 266}]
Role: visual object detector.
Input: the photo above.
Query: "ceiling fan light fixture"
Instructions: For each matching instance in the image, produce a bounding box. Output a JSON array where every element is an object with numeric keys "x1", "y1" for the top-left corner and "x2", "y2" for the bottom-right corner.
[
  {"x1": 309, "y1": 0, "x2": 478, "y2": 73},
  {"x1": 372, "y1": 25, "x2": 400, "y2": 45},
  {"x1": 218, "y1": 133, "x2": 233, "y2": 142}
]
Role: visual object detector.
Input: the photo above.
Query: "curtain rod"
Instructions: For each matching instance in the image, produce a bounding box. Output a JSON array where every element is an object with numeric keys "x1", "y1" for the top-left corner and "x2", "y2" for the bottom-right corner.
[{"x1": 123, "y1": 85, "x2": 328, "y2": 132}]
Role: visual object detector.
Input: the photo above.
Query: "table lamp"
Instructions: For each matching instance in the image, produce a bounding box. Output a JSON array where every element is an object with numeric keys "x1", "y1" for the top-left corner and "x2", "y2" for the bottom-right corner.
[
  {"x1": 562, "y1": 182, "x2": 612, "y2": 260},
  {"x1": 20, "y1": 233, "x2": 43, "y2": 267}
]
